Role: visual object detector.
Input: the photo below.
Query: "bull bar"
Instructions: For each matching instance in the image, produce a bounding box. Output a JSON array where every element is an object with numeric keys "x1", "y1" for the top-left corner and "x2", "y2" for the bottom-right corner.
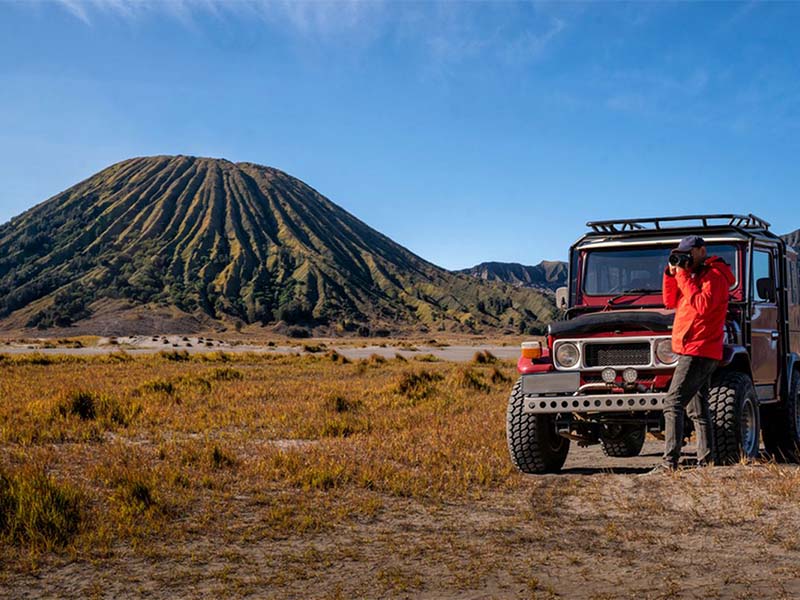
[{"x1": 519, "y1": 371, "x2": 669, "y2": 414}]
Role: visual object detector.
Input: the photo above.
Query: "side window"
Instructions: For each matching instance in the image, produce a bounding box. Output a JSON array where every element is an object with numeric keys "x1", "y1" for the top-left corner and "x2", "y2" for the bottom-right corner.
[
  {"x1": 792, "y1": 258, "x2": 800, "y2": 305},
  {"x1": 752, "y1": 250, "x2": 773, "y2": 303}
]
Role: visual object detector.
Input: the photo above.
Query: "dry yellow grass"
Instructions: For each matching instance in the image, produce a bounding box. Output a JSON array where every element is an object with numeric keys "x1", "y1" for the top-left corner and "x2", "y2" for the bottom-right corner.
[
  {"x1": 2, "y1": 352, "x2": 800, "y2": 598},
  {"x1": 0, "y1": 353, "x2": 518, "y2": 553}
]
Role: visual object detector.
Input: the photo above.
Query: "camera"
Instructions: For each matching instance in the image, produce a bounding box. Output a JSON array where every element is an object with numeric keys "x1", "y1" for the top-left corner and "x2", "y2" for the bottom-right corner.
[{"x1": 668, "y1": 252, "x2": 692, "y2": 268}]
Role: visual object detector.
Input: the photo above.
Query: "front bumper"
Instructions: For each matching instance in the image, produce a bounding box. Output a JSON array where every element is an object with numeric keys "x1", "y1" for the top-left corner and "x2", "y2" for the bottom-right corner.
[
  {"x1": 520, "y1": 372, "x2": 669, "y2": 415},
  {"x1": 522, "y1": 392, "x2": 669, "y2": 414}
]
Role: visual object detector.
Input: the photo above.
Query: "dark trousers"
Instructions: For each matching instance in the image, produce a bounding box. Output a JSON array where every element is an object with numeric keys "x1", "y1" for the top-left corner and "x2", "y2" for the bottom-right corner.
[{"x1": 663, "y1": 354, "x2": 718, "y2": 467}]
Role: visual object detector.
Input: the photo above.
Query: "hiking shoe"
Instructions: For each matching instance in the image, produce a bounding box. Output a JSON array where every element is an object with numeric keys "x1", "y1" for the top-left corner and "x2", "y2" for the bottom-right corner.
[{"x1": 640, "y1": 463, "x2": 677, "y2": 476}]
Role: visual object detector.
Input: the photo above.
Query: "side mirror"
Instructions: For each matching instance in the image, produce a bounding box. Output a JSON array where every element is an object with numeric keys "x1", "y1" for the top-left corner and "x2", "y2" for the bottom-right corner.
[
  {"x1": 756, "y1": 277, "x2": 776, "y2": 303},
  {"x1": 555, "y1": 286, "x2": 568, "y2": 310}
]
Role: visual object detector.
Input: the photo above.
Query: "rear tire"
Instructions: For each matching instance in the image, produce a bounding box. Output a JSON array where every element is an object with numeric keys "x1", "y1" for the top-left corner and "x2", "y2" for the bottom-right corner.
[
  {"x1": 709, "y1": 371, "x2": 760, "y2": 465},
  {"x1": 762, "y1": 369, "x2": 800, "y2": 462},
  {"x1": 600, "y1": 424, "x2": 646, "y2": 458},
  {"x1": 506, "y1": 378, "x2": 570, "y2": 474}
]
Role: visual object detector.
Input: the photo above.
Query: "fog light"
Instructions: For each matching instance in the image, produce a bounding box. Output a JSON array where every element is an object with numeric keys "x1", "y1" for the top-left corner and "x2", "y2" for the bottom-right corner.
[
  {"x1": 622, "y1": 368, "x2": 638, "y2": 384},
  {"x1": 601, "y1": 367, "x2": 616, "y2": 384}
]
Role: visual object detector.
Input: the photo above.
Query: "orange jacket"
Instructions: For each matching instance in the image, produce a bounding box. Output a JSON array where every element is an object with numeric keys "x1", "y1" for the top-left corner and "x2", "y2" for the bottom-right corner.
[{"x1": 662, "y1": 256, "x2": 735, "y2": 360}]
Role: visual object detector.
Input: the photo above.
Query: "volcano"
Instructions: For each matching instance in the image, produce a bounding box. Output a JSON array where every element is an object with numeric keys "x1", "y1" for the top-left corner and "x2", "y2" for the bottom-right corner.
[{"x1": 0, "y1": 156, "x2": 555, "y2": 335}]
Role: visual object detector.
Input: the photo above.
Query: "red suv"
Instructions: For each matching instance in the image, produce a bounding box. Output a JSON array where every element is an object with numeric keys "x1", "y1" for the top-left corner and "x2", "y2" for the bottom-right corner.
[{"x1": 507, "y1": 214, "x2": 800, "y2": 473}]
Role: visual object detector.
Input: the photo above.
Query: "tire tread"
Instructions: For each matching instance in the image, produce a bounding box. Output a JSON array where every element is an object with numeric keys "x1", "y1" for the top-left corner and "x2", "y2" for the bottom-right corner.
[
  {"x1": 506, "y1": 379, "x2": 569, "y2": 474},
  {"x1": 709, "y1": 371, "x2": 759, "y2": 465}
]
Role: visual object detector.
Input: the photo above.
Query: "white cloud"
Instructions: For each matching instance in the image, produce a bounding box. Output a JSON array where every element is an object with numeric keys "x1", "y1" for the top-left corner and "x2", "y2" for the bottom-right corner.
[
  {"x1": 500, "y1": 17, "x2": 565, "y2": 65},
  {"x1": 53, "y1": 0, "x2": 387, "y2": 35},
  {"x1": 55, "y1": 0, "x2": 93, "y2": 25}
]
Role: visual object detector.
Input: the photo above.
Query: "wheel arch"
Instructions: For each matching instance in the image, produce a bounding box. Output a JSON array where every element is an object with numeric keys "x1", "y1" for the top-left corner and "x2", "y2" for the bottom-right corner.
[
  {"x1": 780, "y1": 352, "x2": 800, "y2": 405},
  {"x1": 718, "y1": 345, "x2": 752, "y2": 379}
]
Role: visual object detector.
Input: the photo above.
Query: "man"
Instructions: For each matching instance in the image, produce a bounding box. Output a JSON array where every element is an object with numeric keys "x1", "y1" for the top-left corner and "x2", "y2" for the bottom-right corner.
[{"x1": 655, "y1": 235, "x2": 735, "y2": 471}]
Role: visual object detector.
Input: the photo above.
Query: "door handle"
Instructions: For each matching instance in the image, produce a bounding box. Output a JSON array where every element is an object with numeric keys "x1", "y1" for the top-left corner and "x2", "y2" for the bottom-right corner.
[{"x1": 771, "y1": 331, "x2": 780, "y2": 340}]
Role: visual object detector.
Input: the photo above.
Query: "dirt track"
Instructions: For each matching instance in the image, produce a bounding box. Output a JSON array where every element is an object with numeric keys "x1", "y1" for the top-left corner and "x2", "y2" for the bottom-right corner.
[{"x1": 0, "y1": 335, "x2": 520, "y2": 362}]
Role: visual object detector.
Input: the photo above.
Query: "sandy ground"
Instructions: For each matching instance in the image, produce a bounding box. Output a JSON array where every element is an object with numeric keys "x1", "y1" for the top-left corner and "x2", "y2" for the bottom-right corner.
[
  {"x1": 0, "y1": 335, "x2": 520, "y2": 362},
  {"x1": 3, "y1": 350, "x2": 798, "y2": 599},
  {"x1": 7, "y1": 441, "x2": 800, "y2": 599}
]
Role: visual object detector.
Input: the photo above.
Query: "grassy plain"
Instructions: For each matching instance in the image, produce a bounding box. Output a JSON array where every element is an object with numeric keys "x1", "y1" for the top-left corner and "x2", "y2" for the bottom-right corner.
[{"x1": 2, "y1": 350, "x2": 800, "y2": 599}]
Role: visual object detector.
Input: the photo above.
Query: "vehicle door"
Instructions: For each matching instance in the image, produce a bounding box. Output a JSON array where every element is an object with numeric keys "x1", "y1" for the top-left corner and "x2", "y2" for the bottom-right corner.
[{"x1": 751, "y1": 245, "x2": 780, "y2": 399}]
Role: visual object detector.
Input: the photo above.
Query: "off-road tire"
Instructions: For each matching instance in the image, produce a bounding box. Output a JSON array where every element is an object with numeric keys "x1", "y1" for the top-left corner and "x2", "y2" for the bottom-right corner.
[
  {"x1": 600, "y1": 424, "x2": 646, "y2": 458},
  {"x1": 709, "y1": 371, "x2": 760, "y2": 465},
  {"x1": 506, "y1": 378, "x2": 570, "y2": 474},
  {"x1": 762, "y1": 369, "x2": 800, "y2": 462}
]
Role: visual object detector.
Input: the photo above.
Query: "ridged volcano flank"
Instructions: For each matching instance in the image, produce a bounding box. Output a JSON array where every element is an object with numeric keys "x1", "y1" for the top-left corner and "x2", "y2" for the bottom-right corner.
[{"x1": 0, "y1": 156, "x2": 555, "y2": 333}]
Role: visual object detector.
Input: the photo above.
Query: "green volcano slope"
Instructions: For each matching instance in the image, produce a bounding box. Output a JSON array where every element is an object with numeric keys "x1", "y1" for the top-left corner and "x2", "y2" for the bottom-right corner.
[{"x1": 0, "y1": 156, "x2": 555, "y2": 334}]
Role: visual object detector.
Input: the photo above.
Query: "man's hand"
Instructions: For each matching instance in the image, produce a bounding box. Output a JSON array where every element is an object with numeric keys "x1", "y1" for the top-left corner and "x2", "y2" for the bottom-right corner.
[{"x1": 668, "y1": 264, "x2": 678, "y2": 275}]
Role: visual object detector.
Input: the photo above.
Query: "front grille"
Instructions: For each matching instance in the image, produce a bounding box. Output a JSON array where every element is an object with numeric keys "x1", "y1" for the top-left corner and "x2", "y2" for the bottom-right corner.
[{"x1": 584, "y1": 342, "x2": 650, "y2": 367}]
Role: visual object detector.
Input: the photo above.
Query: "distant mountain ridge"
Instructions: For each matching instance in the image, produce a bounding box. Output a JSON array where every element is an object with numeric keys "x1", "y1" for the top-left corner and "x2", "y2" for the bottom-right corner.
[
  {"x1": 0, "y1": 155, "x2": 556, "y2": 335},
  {"x1": 458, "y1": 260, "x2": 567, "y2": 292},
  {"x1": 782, "y1": 229, "x2": 800, "y2": 249}
]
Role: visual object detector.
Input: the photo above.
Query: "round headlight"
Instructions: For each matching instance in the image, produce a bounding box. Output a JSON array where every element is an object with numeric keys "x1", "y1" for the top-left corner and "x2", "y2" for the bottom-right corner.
[
  {"x1": 555, "y1": 342, "x2": 580, "y2": 368},
  {"x1": 655, "y1": 339, "x2": 678, "y2": 365},
  {"x1": 601, "y1": 367, "x2": 617, "y2": 384},
  {"x1": 622, "y1": 368, "x2": 638, "y2": 384}
]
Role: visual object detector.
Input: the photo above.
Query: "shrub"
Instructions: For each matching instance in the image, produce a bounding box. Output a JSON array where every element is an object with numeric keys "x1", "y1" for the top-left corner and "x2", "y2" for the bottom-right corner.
[
  {"x1": 208, "y1": 367, "x2": 244, "y2": 381},
  {"x1": 368, "y1": 354, "x2": 387, "y2": 365},
  {"x1": 0, "y1": 467, "x2": 81, "y2": 550},
  {"x1": 414, "y1": 354, "x2": 440, "y2": 363},
  {"x1": 193, "y1": 351, "x2": 232, "y2": 363},
  {"x1": 22, "y1": 353, "x2": 54, "y2": 365},
  {"x1": 55, "y1": 390, "x2": 140, "y2": 427},
  {"x1": 472, "y1": 350, "x2": 497, "y2": 364},
  {"x1": 107, "y1": 351, "x2": 133, "y2": 363},
  {"x1": 56, "y1": 390, "x2": 96, "y2": 420},
  {"x1": 211, "y1": 446, "x2": 237, "y2": 470},
  {"x1": 395, "y1": 370, "x2": 444, "y2": 401},
  {"x1": 325, "y1": 350, "x2": 350, "y2": 364},
  {"x1": 490, "y1": 366, "x2": 512, "y2": 385},
  {"x1": 452, "y1": 368, "x2": 490, "y2": 393},
  {"x1": 323, "y1": 394, "x2": 363, "y2": 413},
  {"x1": 137, "y1": 379, "x2": 176, "y2": 395},
  {"x1": 118, "y1": 478, "x2": 155, "y2": 517},
  {"x1": 158, "y1": 350, "x2": 190, "y2": 361}
]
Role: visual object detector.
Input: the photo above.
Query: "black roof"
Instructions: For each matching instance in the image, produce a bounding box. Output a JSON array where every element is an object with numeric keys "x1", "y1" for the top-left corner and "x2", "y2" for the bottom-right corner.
[{"x1": 577, "y1": 213, "x2": 781, "y2": 246}]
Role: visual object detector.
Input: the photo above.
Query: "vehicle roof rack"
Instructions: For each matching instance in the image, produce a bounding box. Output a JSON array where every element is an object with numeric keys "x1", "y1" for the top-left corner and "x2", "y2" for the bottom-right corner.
[{"x1": 586, "y1": 214, "x2": 771, "y2": 234}]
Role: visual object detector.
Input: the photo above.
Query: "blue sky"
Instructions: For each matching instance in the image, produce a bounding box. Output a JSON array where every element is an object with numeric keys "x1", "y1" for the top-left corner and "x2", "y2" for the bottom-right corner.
[{"x1": 1, "y1": 1, "x2": 799, "y2": 270}]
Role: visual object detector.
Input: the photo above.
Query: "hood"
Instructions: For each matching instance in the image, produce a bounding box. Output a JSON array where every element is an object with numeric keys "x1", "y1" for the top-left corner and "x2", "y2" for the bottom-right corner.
[
  {"x1": 549, "y1": 309, "x2": 674, "y2": 337},
  {"x1": 704, "y1": 255, "x2": 736, "y2": 286}
]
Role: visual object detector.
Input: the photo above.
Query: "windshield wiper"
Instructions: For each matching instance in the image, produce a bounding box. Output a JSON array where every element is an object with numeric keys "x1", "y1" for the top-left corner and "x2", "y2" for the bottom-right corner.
[{"x1": 607, "y1": 288, "x2": 658, "y2": 305}]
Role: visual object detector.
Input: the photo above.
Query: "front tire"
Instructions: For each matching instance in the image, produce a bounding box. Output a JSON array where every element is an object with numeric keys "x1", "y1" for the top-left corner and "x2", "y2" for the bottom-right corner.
[
  {"x1": 762, "y1": 369, "x2": 800, "y2": 462},
  {"x1": 709, "y1": 371, "x2": 760, "y2": 465},
  {"x1": 600, "y1": 424, "x2": 646, "y2": 458},
  {"x1": 506, "y1": 379, "x2": 570, "y2": 474}
]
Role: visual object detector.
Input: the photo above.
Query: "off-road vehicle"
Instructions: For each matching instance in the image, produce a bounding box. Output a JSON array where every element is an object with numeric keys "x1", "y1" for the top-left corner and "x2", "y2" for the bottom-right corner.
[{"x1": 507, "y1": 214, "x2": 800, "y2": 473}]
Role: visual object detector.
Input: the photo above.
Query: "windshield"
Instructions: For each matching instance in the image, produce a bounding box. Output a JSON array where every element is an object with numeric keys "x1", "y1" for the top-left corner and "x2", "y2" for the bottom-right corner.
[{"x1": 582, "y1": 244, "x2": 738, "y2": 296}]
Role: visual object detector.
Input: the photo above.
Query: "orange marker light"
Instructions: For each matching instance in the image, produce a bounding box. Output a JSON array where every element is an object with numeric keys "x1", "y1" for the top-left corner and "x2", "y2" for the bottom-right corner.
[{"x1": 520, "y1": 341, "x2": 542, "y2": 360}]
